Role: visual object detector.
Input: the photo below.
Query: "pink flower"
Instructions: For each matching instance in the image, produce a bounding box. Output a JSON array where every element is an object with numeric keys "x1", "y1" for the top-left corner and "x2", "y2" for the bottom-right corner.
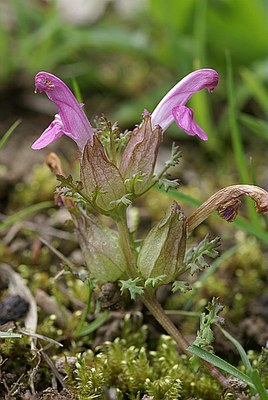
[
  {"x1": 151, "y1": 69, "x2": 219, "y2": 140},
  {"x1": 32, "y1": 72, "x2": 93, "y2": 151}
]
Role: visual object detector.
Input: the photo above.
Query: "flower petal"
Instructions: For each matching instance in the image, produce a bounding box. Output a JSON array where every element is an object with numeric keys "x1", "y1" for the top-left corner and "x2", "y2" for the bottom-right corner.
[
  {"x1": 172, "y1": 105, "x2": 208, "y2": 140},
  {"x1": 31, "y1": 114, "x2": 64, "y2": 149},
  {"x1": 34, "y1": 72, "x2": 93, "y2": 151},
  {"x1": 151, "y1": 69, "x2": 219, "y2": 133}
]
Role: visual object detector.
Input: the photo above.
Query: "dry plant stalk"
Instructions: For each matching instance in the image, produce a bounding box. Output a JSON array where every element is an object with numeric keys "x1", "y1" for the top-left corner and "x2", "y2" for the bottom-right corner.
[{"x1": 187, "y1": 184, "x2": 268, "y2": 231}]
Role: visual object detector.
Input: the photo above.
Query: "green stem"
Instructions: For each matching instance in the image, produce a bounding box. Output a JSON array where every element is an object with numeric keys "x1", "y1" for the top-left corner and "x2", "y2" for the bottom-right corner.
[
  {"x1": 141, "y1": 290, "x2": 189, "y2": 351},
  {"x1": 116, "y1": 216, "x2": 138, "y2": 279},
  {"x1": 141, "y1": 290, "x2": 230, "y2": 390},
  {"x1": 117, "y1": 211, "x2": 231, "y2": 391}
]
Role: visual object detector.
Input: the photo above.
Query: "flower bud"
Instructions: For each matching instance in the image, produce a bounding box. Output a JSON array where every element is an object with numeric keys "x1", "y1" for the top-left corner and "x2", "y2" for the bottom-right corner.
[
  {"x1": 119, "y1": 111, "x2": 163, "y2": 195},
  {"x1": 137, "y1": 202, "x2": 187, "y2": 284},
  {"x1": 81, "y1": 136, "x2": 126, "y2": 213}
]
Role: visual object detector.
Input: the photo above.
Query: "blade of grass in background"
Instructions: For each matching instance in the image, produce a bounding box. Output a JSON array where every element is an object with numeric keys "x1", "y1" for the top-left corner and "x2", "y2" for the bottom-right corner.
[
  {"x1": 239, "y1": 113, "x2": 268, "y2": 142},
  {"x1": 188, "y1": 345, "x2": 255, "y2": 389},
  {"x1": 218, "y1": 326, "x2": 253, "y2": 374},
  {"x1": 191, "y1": 0, "x2": 220, "y2": 154},
  {"x1": 249, "y1": 157, "x2": 257, "y2": 186},
  {"x1": 75, "y1": 310, "x2": 110, "y2": 338},
  {"x1": 189, "y1": 344, "x2": 268, "y2": 399},
  {"x1": 226, "y1": 52, "x2": 261, "y2": 229},
  {"x1": 251, "y1": 370, "x2": 268, "y2": 400},
  {"x1": 226, "y1": 52, "x2": 249, "y2": 183},
  {"x1": 74, "y1": 279, "x2": 93, "y2": 336},
  {"x1": 240, "y1": 67, "x2": 268, "y2": 114},
  {"x1": 0, "y1": 119, "x2": 21, "y2": 150},
  {"x1": 72, "y1": 78, "x2": 83, "y2": 104},
  {"x1": 193, "y1": 0, "x2": 207, "y2": 66},
  {"x1": 0, "y1": 201, "x2": 53, "y2": 231}
]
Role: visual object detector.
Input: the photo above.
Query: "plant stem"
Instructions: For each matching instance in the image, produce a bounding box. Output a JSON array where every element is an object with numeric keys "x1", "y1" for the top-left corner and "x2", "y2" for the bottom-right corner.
[
  {"x1": 116, "y1": 216, "x2": 138, "y2": 279},
  {"x1": 141, "y1": 290, "x2": 230, "y2": 389},
  {"x1": 117, "y1": 211, "x2": 231, "y2": 391},
  {"x1": 141, "y1": 290, "x2": 189, "y2": 351}
]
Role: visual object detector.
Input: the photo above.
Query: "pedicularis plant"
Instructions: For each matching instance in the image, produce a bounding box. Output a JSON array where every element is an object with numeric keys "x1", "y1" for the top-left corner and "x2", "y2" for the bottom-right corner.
[{"x1": 32, "y1": 70, "x2": 268, "y2": 392}]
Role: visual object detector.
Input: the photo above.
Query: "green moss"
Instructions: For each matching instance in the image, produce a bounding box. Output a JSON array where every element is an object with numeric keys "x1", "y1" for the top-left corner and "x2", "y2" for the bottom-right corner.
[
  {"x1": 10, "y1": 164, "x2": 56, "y2": 208},
  {"x1": 73, "y1": 326, "x2": 224, "y2": 399}
]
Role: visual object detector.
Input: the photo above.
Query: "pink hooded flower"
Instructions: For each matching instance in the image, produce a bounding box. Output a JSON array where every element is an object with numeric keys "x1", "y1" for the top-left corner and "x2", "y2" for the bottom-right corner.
[
  {"x1": 32, "y1": 72, "x2": 93, "y2": 151},
  {"x1": 151, "y1": 69, "x2": 219, "y2": 140}
]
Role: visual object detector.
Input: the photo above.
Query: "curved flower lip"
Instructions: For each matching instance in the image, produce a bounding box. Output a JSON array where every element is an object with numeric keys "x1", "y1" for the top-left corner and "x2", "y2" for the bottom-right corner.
[
  {"x1": 31, "y1": 114, "x2": 64, "y2": 150},
  {"x1": 32, "y1": 72, "x2": 94, "y2": 151},
  {"x1": 151, "y1": 68, "x2": 219, "y2": 140}
]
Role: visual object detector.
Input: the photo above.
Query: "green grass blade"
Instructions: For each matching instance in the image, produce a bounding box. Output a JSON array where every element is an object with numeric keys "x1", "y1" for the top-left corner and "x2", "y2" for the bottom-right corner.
[
  {"x1": 191, "y1": 0, "x2": 220, "y2": 152},
  {"x1": 249, "y1": 157, "x2": 257, "y2": 186},
  {"x1": 74, "y1": 279, "x2": 94, "y2": 336},
  {"x1": 193, "y1": 0, "x2": 207, "y2": 66},
  {"x1": 232, "y1": 217, "x2": 268, "y2": 244},
  {"x1": 226, "y1": 52, "x2": 261, "y2": 228},
  {"x1": 0, "y1": 201, "x2": 53, "y2": 231},
  {"x1": 250, "y1": 369, "x2": 268, "y2": 400},
  {"x1": 218, "y1": 326, "x2": 252, "y2": 374},
  {"x1": 188, "y1": 345, "x2": 254, "y2": 388},
  {"x1": 75, "y1": 310, "x2": 110, "y2": 337},
  {"x1": 72, "y1": 78, "x2": 83, "y2": 104},
  {"x1": 154, "y1": 186, "x2": 200, "y2": 206},
  {"x1": 0, "y1": 119, "x2": 22, "y2": 150},
  {"x1": 239, "y1": 113, "x2": 268, "y2": 141},
  {"x1": 226, "y1": 52, "x2": 248, "y2": 183},
  {"x1": 240, "y1": 68, "x2": 268, "y2": 114}
]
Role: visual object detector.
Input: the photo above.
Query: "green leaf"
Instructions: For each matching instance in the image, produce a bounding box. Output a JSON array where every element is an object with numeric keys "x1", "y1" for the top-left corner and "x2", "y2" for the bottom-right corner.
[
  {"x1": 0, "y1": 201, "x2": 53, "y2": 231},
  {"x1": 218, "y1": 326, "x2": 252, "y2": 375},
  {"x1": 0, "y1": 119, "x2": 21, "y2": 150},
  {"x1": 74, "y1": 279, "x2": 94, "y2": 336},
  {"x1": 144, "y1": 275, "x2": 167, "y2": 288},
  {"x1": 158, "y1": 178, "x2": 180, "y2": 192},
  {"x1": 56, "y1": 174, "x2": 74, "y2": 187},
  {"x1": 120, "y1": 278, "x2": 144, "y2": 300},
  {"x1": 71, "y1": 77, "x2": 83, "y2": 104},
  {"x1": 188, "y1": 345, "x2": 254, "y2": 388},
  {"x1": 172, "y1": 280, "x2": 191, "y2": 293},
  {"x1": 239, "y1": 113, "x2": 268, "y2": 142},
  {"x1": 226, "y1": 52, "x2": 261, "y2": 228},
  {"x1": 250, "y1": 369, "x2": 268, "y2": 400},
  {"x1": 75, "y1": 310, "x2": 110, "y2": 338},
  {"x1": 192, "y1": 297, "x2": 224, "y2": 350},
  {"x1": 183, "y1": 235, "x2": 220, "y2": 275}
]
